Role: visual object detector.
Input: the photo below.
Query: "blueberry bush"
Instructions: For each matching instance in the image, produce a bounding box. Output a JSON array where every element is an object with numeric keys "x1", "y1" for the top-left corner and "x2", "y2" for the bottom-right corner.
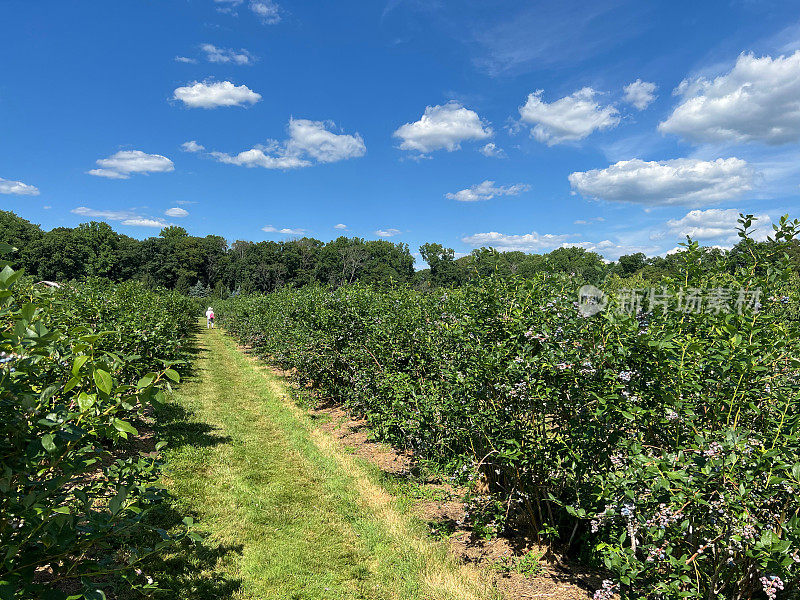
[
  {"x1": 217, "y1": 216, "x2": 800, "y2": 599},
  {"x1": 0, "y1": 246, "x2": 198, "y2": 599}
]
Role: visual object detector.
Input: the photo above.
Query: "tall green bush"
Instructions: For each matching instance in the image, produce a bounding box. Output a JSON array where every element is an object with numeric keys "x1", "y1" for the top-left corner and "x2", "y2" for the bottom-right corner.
[
  {"x1": 0, "y1": 247, "x2": 197, "y2": 599},
  {"x1": 217, "y1": 216, "x2": 800, "y2": 599}
]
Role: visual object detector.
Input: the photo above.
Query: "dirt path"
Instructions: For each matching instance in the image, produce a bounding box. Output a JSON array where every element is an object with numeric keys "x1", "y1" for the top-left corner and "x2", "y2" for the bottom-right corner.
[{"x1": 156, "y1": 325, "x2": 499, "y2": 600}]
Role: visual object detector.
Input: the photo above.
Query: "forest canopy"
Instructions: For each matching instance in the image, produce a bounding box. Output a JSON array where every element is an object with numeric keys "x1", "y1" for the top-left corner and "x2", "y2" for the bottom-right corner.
[{"x1": 3, "y1": 209, "x2": 799, "y2": 293}]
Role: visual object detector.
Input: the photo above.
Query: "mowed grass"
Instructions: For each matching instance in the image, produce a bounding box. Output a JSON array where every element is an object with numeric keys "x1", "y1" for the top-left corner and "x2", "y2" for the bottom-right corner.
[{"x1": 150, "y1": 325, "x2": 497, "y2": 600}]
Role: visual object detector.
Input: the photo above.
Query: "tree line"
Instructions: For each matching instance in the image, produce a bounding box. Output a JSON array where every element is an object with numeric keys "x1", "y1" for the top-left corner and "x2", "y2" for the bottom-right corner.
[{"x1": 2, "y1": 210, "x2": 798, "y2": 293}]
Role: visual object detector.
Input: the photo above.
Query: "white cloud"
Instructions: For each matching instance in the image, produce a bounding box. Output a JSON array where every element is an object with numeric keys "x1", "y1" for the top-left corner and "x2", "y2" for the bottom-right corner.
[
  {"x1": 181, "y1": 140, "x2": 205, "y2": 153},
  {"x1": 213, "y1": 0, "x2": 242, "y2": 15},
  {"x1": 375, "y1": 228, "x2": 402, "y2": 237},
  {"x1": 71, "y1": 206, "x2": 168, "y2": 228},
  {"x1": 284, "y1": 119, "x2": 366, "y2": 163},
  {"x1": 262, "y1": 225, "x2": 306, "y2": 235},
  {"x1": 660, "y1": 208, "x2": 772, "y2": 244},
  {"x1": 393, "y1": 101, "x2": 492, "y2": 154},
  {"x1": 462, "y1": 229, "x2": 658, "y2": 260},
  {"x1": 0, "y1": 177, "x2": 39, "y2": 195},
  {"x1": 121, "y1": 218, "x2": 168, "y2": 228},
  {"x1": 71, "y1": 207, "x2": 133, "y2": 220},
  {"x1": 518, "y1": 87, "x2": 619, "y2": 145},
  {"x1": 249, "y1": 0, "x2": 280, "y2": 23},
  {"x1": 87, "y1": 150, "x2": 174, "y2": 180},
  {"x1": 211, "y1": 118, "x2": 365, "y2": 170},
  {"x1": 568, "y1": 157, "x2": 754, "y2": 206},
  {"x1": 175, "y1": 56, "x2": 198, "y2": 64},
  {"x1": 660, "y1": 51, "x2": 800, "y2": 145},
  {"x1": 214, "y1": 0, "x2": 280, "y2": 22},
  {"x1": 479, "y1": 142, "x2": 506, "y2": 157},
  {"x1": 574, "y1": 216, "x2": 605, "y2": 225},
  {"x1": 165, "y1": 207, "x2": 189, "y2": 217},
  {"x1": 212, "y1": 148, "x2": 310, "y2": 169},
  {"x1": 623, "y1": 79, "x2": 657, "y2": 110},
  {"x1": 462, "y1": 231, "x2": 571, "y2": 252},
  {"x1": 561, "y1": 239, "x2": 660, "y2": 260},
  {"x1": 445, "y1": 180, "x2": 530, "y2": 202},
  {"x1": 334, "y1": 223, "x2": 348, "y2": 229},
  {"x1": 173, "y1": 80, "x2": 261, "y2": 109},
  {"x1": 201, "y1": 43, "x2": 254, "y2": 65}
]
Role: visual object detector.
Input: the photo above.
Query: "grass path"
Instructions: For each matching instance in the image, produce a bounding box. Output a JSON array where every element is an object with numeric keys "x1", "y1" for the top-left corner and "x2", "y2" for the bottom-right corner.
[{"x1": 153, "y1": 325, "x2": 498, "y2": 600}]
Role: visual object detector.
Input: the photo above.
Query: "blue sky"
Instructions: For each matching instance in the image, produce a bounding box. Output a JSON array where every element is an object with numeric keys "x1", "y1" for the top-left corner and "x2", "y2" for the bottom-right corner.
[{"x1": 3, "y1": 0, "x2": 800, "y2": 262}]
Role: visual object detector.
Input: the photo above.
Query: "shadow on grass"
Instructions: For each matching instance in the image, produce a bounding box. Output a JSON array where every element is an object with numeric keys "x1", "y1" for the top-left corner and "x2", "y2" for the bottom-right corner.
[
  {"x1": 141, "y1": 503, "x2": 244, "y2": 599},
  {"x1": 140, "y1": 353, "x2": 241, "y2": 599},
  {"x1": 175, "y1": 323, "x2": 206, "y2": 379},
  {"x1": 153, "y1": 402, "x2": 232, "y2": 450}
]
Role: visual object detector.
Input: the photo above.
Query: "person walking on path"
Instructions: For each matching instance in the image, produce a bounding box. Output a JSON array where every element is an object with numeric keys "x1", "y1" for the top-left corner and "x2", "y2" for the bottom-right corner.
[{"x1": 205, "y1": 307, "x2": 215, "y2": 329}]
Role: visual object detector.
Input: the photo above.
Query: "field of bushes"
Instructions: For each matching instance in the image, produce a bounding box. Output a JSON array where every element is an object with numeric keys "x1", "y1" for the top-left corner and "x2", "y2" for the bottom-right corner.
[
  {"x1": 217, "y1": 221, "x2": 800, "y2": 599},
  {"x1": 0, "y1": 243, "x2": 197, "y2": 598}
]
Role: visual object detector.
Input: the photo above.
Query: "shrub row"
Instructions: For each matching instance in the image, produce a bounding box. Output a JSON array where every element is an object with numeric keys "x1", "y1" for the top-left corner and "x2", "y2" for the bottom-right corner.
[
  {"x1": 0, "y1": 248, "x2": 198, "y2": 599},
  {"x1": 217, "y1": 221, "x2": 800, "y2": 599}
]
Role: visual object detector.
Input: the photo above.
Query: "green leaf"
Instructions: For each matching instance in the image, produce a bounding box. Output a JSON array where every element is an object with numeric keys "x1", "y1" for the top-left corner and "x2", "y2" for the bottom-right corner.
[
  {"x1": 63, "y1": 377, "x2": 80, "y2": 393},
  {"x1": 42, "y1": 434, "x2": 56, "y2": 453},
  {"x1": 0, "y1": 266, "x2": 22, "y2": 287},
  {"x1": 113, "y1": 419, "x2": 138, "y2": 436},
  {"x1": 72, "y1": 355, "x2": 89, "y2": 376},
  {"x1": 108, "y1": 486, "x2": 128, "y2": 516},
  {"x1": 93, "y1": 369, "x2": 113, "y2": 395},
  {"x1": 137, "y1": 372, "x2": 156, "y2": 389},
  {"x1": 165, "y1": 368, "x2": 180, "y2": 383},
  {"x1": 77, "y1": 392, "x2": 96, "y2": 412}
]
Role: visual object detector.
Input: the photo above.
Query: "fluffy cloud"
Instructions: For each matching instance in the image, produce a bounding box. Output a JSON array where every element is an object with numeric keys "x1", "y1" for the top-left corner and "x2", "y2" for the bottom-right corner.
[
  {"x1": 173, "y1": 80, "x2": 261, "y2": 108},
  {"x1": 659, "y1": 51, "x2": 800, "y2": 145},
  {"x1": 0, "y1": 177, "x2": 39, "y2": 195},
  {"x1": 479, "y1": 142, "x2": 506, "y2": 157},
  {"x1": 212, "y1": 148, "x2": 310, "y2": 169},
  {"x1": 71, "y1": 207, "x2": 167, "y2": 228},
  {"x1": 121, "y1": 218, "x2": 168, "y2": 228},
  {"x1": 72, "y1": 207, "x2": 132, "y2": 220},
  {"x1": 375, "y1": 228, "x2": 401, "y2": 237},
  {"x1": 518, "y1": 88, "x2": 619, "y2": 145},
  {"x1": 393, "y1": 102, "x2": 492, "y2": 154},
  {"x1": 201, "y1": 44, "x2": 254, "y2": 65},
  {"x1": 284, "y1": 119, "x2": 366, "y2": 163},
  {"x1": 568, "y1": 157, "x2": 754, "y2": 206},
  {"x1": 210, "y1": 118, "x2": 365, "y2": 170},
  {"x1": 262, "y1": 225, "x2": 306, "y2": 235},
  {"x1": 175, "y1": 56, "x2": 197, "y2": 64},
  {"x1": 181, "y1": 140, "x2": 205, "y2": 153},
  {"x1": 562, "y1": 239, "x2": 660, "y2": 260},
  {"x1": 462, "y1": 230, "x2": 657, "y2": 260},
  {"x1": 87, "y1": 150, "x2": 174, "y2": 179},
  {"x1": 165, "y1": 207, "x2": 189, "y2": 217},
  {"x1": 661, "y1": 209, "x2": 772, "y2": 243},
  {"x1": 461, "y1": 231, "x2": 571, "y2": 252},
  {"x1": 623, "y1": 79, "x2": 657, "y2": 110},
  {"x1": 249, "y1": 0, "x2": 280, "y2": 23},
  {"x1": 445, "y1": 180, "x2": 530, "y2": 202},
  {"x1": 334, "y1": 223, "x2": 348, "y2": 230},
  {"x1": 214, "y1": 0, "x2": 280, "y2": 23}
]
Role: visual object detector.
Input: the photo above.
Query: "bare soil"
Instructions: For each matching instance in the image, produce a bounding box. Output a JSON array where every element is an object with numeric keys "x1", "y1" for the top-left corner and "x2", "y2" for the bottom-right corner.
[{"x1": 304, "y1": 391, "x2": 600, "y2": 600}]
